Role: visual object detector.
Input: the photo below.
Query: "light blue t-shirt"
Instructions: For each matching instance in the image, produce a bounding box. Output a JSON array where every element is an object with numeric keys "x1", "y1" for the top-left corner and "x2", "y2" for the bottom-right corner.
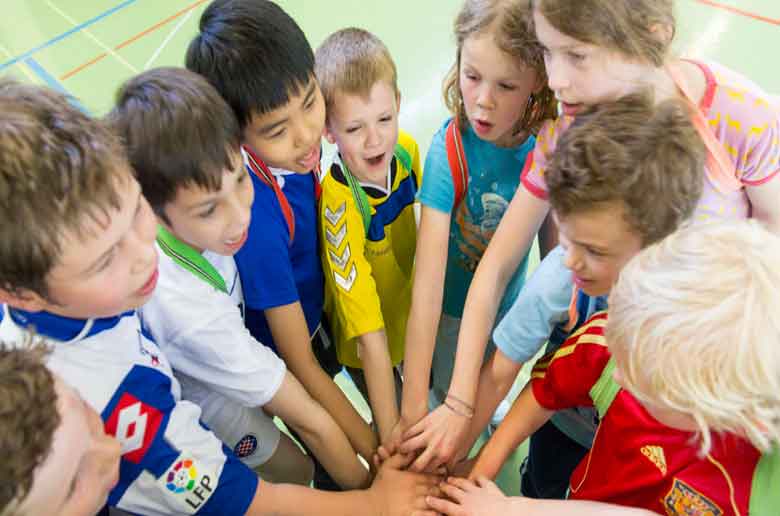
[
  {"x1": 418, "y1": 118, "x2": 535, "y2": 318},
  {"x1": 493, "y1": 245, "x2": 608, "y2": 448}
]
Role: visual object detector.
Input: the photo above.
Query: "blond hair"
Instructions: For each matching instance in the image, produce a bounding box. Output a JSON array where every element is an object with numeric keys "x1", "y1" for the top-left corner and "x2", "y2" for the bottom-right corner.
[
  {"x1": 534, "y1": 0, "x2": 676, "y2": 66},
  {"x1": 315, "y1": 27, "x2": 398, "y2": 113},
  {"x1": 607, "y1": 220, "x2": 780, "y2": 454},
  {"x1": 444, "y1": 0, "x2": 556, "y2": 136}
]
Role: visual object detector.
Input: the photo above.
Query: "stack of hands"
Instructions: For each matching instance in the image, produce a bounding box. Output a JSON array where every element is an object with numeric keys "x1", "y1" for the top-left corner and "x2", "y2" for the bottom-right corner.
[{"x1": 372, "y1": 404, "x2": 512, "y2": 516}]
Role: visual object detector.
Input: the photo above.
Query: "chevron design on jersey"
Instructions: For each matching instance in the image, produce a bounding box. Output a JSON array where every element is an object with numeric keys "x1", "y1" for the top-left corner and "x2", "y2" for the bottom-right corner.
[
  {"x1": 325, "y1": 201, "x2": 346, "y2": 226},
  {"x1": 326, "y1": 222, "x2": 347, "y2": 248},
  {"x1": 334, "y1": 263, "x2": 357, "y2": 291},
  {"x1": 640, "y1": 445, "x2": 668, "y2": 476},
  {"x1": 328, "y1": 244, "x2": 351, "y2": 271}
]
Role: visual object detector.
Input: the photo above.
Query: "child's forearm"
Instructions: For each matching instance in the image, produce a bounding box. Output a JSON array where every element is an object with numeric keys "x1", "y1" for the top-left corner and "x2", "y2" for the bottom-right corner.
[
  {"x1": 463, "y1": 351, "x2": 524, "y2": 453},
  {"x1": 400, "y1": 206, "x2": 450, "y2": 422},
  {"x1": 291, "y1": 404, "x2": 370, "y2": 489},
  {"x1": 470, "y1": 386, "x2": 553, "y2": 480},
  {"x1": 267, "y1": 303, "x2": 378, "y2": 461},
  {"x1": 307, "y1": 364, "x2": 378, "y2": 461},
  {"x1": 452, "y1": 190, "x2": 549, "y2": 404},
  {"x1": 358, "y1": 330, "x2": 400, "y2": 443}
]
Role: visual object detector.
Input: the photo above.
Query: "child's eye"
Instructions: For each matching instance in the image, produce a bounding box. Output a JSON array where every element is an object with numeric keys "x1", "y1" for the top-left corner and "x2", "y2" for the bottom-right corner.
[
  {"x1": 268, "y1": 128, "x2": 286, "y2": 139},
  {"x1": 568, "y1": 52, "x2": 586, "y2": 64},
  {"x1": 463, "y1": 72, "x2": 478, "y2": 82},
  {"x1": 379, "y1": 115, "x2": 392, "y2": 123},
  {"x1": 199, "y1": 204, "x2": 217, "y2": 218},
  {"x1": 97, "y1": 248, "x2": 117, "y2": 273},
  {"x1": 304, "y1": 98, "x2": 316, "y2": 111},
  {"x1": 346, "y1": 126, "x2": 360, "y2": 134},
  {"x1": 587, "y1": 247, "x2": 606, "y2": 258},
  {"x1": 499, "y1": 83, "x2": 516, "y2": 91}
]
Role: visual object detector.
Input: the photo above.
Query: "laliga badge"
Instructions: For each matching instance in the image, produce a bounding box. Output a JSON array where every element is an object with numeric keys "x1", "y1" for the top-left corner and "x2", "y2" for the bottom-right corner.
[{"x1": 158, "y1": 452, "x2": 217, "y2": 513}]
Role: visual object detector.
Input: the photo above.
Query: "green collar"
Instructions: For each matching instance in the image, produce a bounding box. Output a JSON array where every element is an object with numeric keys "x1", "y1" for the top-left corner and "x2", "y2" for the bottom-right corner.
[{"x1": 156, "y1": 225, "x2": 227, "y2": 294}]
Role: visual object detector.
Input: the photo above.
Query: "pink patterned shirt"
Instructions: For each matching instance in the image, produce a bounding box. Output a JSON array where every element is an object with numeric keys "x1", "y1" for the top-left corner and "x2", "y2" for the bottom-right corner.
[{"x1": 521, "y1": 60, "x2": 780, "y2": 222}]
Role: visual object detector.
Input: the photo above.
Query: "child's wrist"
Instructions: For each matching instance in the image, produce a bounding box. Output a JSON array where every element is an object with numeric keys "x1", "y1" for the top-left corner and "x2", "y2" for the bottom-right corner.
[
  {"x1": 443, "y1": 399, "x2": 474, "y2": 419},
  {"x1": 445, "y1": 392, "x2": 475, "y2": 414}
]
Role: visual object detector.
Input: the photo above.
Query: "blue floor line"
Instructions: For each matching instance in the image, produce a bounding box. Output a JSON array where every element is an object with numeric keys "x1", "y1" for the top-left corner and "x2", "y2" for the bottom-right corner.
[{"x1": 0, "y1": 0, "x2": 137, "y2": 73}]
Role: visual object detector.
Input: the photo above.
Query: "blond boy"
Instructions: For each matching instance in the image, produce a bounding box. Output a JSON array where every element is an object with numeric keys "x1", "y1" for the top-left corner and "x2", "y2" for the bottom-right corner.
[
  {"x1": 315, "y1": 28, "x2": 421, "y2": 443},
  {"x1": 430, "y1": 220, "x2": 780, "y2": 516}
]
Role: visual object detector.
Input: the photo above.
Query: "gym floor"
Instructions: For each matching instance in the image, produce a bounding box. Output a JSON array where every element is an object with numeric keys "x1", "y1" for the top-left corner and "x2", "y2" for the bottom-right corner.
[{"x1": 2, "y1": 0, "x2": 777, "y2": 495}]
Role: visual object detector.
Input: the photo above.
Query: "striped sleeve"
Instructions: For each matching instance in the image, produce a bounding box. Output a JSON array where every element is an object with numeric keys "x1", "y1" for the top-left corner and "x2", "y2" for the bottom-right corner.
[{"x1": 530, "y1": 311, "x2": 613, "y2": 410}]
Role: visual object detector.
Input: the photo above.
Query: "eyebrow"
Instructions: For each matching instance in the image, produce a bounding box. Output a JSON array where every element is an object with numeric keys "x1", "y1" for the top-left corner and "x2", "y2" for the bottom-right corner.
[
  {"x1": 255, "y1": 82, "x2": 316, "y2": 136},
  {"x1": 82, "y1": 192, "x2": 142, "y2": 275}
]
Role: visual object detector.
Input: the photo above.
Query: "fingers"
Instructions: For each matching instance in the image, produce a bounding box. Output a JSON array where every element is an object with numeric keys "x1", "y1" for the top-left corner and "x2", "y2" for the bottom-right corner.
[
  {"x1": 445, "y1": 477, "x2": 477, "y2": 493},
  {"x1": 403, "y1": 417, "x2": 428, "y2": 441},
  {"x1": 426, "y1": 495, "x2": 464, "y2": 516},
  {"x1": 473, "y1": 476, "x2": 497, "y2": 491},
  {"x1": 382, "y1": 451, "x2": 413, "y2": 471},
  {"x1": 409, "y1": 443, "x2": 444, "y2": 473}
]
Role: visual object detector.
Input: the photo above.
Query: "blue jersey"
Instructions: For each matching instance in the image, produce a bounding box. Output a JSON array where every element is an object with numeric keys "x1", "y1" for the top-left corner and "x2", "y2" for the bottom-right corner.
[
  {"x1": 235, "y1": 162, "x2": 324, "y2": 352},
  {"x1": 0, "y1": 306, "x2": 257, "y2": 516}
]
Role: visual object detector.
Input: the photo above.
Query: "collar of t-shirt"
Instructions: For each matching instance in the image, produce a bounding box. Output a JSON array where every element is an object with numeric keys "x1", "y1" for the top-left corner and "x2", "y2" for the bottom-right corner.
[
  {"x1": 3, "y1": 305, "x2": 134, "y2": 343},
  {"x1": 331, "y1": 153, "x2": 395, "y2": 198}
]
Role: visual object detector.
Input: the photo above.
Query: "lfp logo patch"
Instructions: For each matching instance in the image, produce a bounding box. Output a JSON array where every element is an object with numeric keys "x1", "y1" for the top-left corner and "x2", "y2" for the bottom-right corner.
[
  {"x1": 234, "y1": 435, "x2": 258, "y2": 458},
  {"x1": 159, "y1": 454, "x2": 215, "y2": 512},
  {"x1": 166, "y1": 459, "x2": 199, "y2": 494}
]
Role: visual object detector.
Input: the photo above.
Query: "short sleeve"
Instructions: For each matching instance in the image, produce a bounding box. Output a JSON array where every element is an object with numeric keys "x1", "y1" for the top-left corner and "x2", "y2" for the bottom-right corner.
[
  {"x1": 493, "y1": 245, "x2": 573, "y2": 363},
  {"x1": 530, "y1": 312, "x2": 611, "y2": 411},
  {"x1": 521, "y1": 117, "x2": 574, "y2": 200},
  {"x1": 738, "y1": 103, "x2": 780, "y2": 186},
  {"x1": 235, "y1": 174, "x2": 299, "y2": 310},
  {"x1": 141, "y1": 277, "x2": 287, "y2": 408},
  {"x1": 417, "y1": 122, "x2": 456, "y2": 214},
  {"x1": 320, "y1": 185, "x2": 385, "y2": 341}
]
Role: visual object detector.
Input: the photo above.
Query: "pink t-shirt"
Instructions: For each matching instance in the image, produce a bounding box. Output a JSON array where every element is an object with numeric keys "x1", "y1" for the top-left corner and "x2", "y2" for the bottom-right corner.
[{"x1": 521, "y1": 60, "x2": 780, "y2": 222}]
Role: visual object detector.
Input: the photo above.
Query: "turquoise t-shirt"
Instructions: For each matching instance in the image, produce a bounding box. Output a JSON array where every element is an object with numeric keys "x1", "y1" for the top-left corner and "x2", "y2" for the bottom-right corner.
[{"x1": 418, "y1": 118, "x2": 535, "y2": 318}]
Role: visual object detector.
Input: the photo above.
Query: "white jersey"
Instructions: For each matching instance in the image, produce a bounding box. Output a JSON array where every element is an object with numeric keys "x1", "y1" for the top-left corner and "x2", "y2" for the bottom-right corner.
[
  {"x1": 139, "y1": 245, "x2": 286, "y2": 465},
  {"x1": 0, "y1": 306, "x2": 258, "y2": 516}
]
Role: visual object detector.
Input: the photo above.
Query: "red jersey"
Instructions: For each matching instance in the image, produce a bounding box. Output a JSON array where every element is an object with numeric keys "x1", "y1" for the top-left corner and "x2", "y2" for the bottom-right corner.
[{"x1": 531, "y1": 311, "x2": 774, "y2": 516}]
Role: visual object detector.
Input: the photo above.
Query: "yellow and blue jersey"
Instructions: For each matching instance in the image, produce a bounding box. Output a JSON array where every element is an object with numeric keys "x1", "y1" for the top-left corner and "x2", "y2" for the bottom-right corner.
[{"x1": 320, "y1": 130, "x2": 421, "y2": 368}]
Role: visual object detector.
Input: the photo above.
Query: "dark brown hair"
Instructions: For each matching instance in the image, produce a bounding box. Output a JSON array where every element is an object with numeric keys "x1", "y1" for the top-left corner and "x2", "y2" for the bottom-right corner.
[
  {"x1": 547, "y1": 93, "x2": 704, "y2": 244},
  {"x1": 108, "y1": 67, "x2": 241, "y2": 221}
]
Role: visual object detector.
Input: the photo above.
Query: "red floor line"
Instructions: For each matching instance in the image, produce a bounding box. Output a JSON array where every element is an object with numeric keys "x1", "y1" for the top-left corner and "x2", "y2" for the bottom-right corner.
[
  {"x1": 60, "y1": 0, "x2": 209, "y2": 81},
  {"x1": 694, "y1": 0, "x2": 780, "y2": 25}
]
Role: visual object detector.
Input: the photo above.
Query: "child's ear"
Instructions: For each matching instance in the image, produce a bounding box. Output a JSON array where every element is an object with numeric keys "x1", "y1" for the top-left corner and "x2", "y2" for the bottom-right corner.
[
  {"x1": 0, "y1": 288, "x2": 48, "y2": 312},
  {"x1": 323, "y1": 123, "x2": 337, "y2": 145},
  {"x1": 396, "y1": 91, "x2": 402, "y2": 110}
]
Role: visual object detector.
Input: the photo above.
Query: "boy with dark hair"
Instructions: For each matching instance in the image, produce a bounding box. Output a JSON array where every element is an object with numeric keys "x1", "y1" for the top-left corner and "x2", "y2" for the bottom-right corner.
[
  {"x1": 111, "y1": 66, "x2": 369, "y2": 489},
  {"x1": 186, "y1": 0, "x2": 377, "y2": 479},
  {"x1": 0, "y1": 79, "x2": 436, "y2": 516},
  {"x1": 0, "y1": 340, "x2": 120, "y2": 516}
]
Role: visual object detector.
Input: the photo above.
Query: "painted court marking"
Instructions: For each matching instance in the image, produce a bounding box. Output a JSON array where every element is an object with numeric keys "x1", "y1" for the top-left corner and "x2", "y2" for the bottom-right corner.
[
  {"x1": 61, "y1": 0, "x2": 208, "y2": 80},
  {"x1": 144, "y1": 9, "x2": 194, "y2": 70},
  {"x1": 46, "y1": 0, "x2": 138, "y2": 74},
  {"x1": 0, "y1": 0, "x2": 136, "y2": 73},
  {"x1": 694, "y1": 0, "x2": 780, "y2": 25}
]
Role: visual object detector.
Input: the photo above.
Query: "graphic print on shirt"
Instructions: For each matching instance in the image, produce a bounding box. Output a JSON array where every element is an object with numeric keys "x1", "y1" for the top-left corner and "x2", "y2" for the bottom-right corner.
[
  {"x1": 158, "y1": 451, "x2": 218, "y2": 512},
  {"x1": 324, "y1": 200, "x2": 357, "y2": 291},
  {"x1": 663, "y1": 478, "x2": 723, "y2": 516},
  {"x1": 641, "y1": 445, "x2": 668, "y2": 476},
  {"x1": 453, "y1": 189, "x2": 509, "y2": 273},
  {"x1": 104, "y1": 391, "x2": 164, "y2": 464}
]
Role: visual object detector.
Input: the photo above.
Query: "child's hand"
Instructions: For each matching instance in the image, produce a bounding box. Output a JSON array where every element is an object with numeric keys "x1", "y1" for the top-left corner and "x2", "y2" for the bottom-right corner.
[
  {"x1": 400, "y1": 403, "x2": 471, "y2": 473},
  {"x1": 368, "y1": 452, "x2": 442, "y2": 516},
  {"x1": 426, "y1": 476, "x2": 510, "y2": 516},
  {"x1": 450, "y1": 456, "x2": 477, "y2": 479}
]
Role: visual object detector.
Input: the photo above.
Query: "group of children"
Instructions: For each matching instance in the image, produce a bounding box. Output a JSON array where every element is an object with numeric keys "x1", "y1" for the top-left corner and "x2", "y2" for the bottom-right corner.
[{"x1": 0, "y1": 0, "x2": 778, "y2": 515}]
